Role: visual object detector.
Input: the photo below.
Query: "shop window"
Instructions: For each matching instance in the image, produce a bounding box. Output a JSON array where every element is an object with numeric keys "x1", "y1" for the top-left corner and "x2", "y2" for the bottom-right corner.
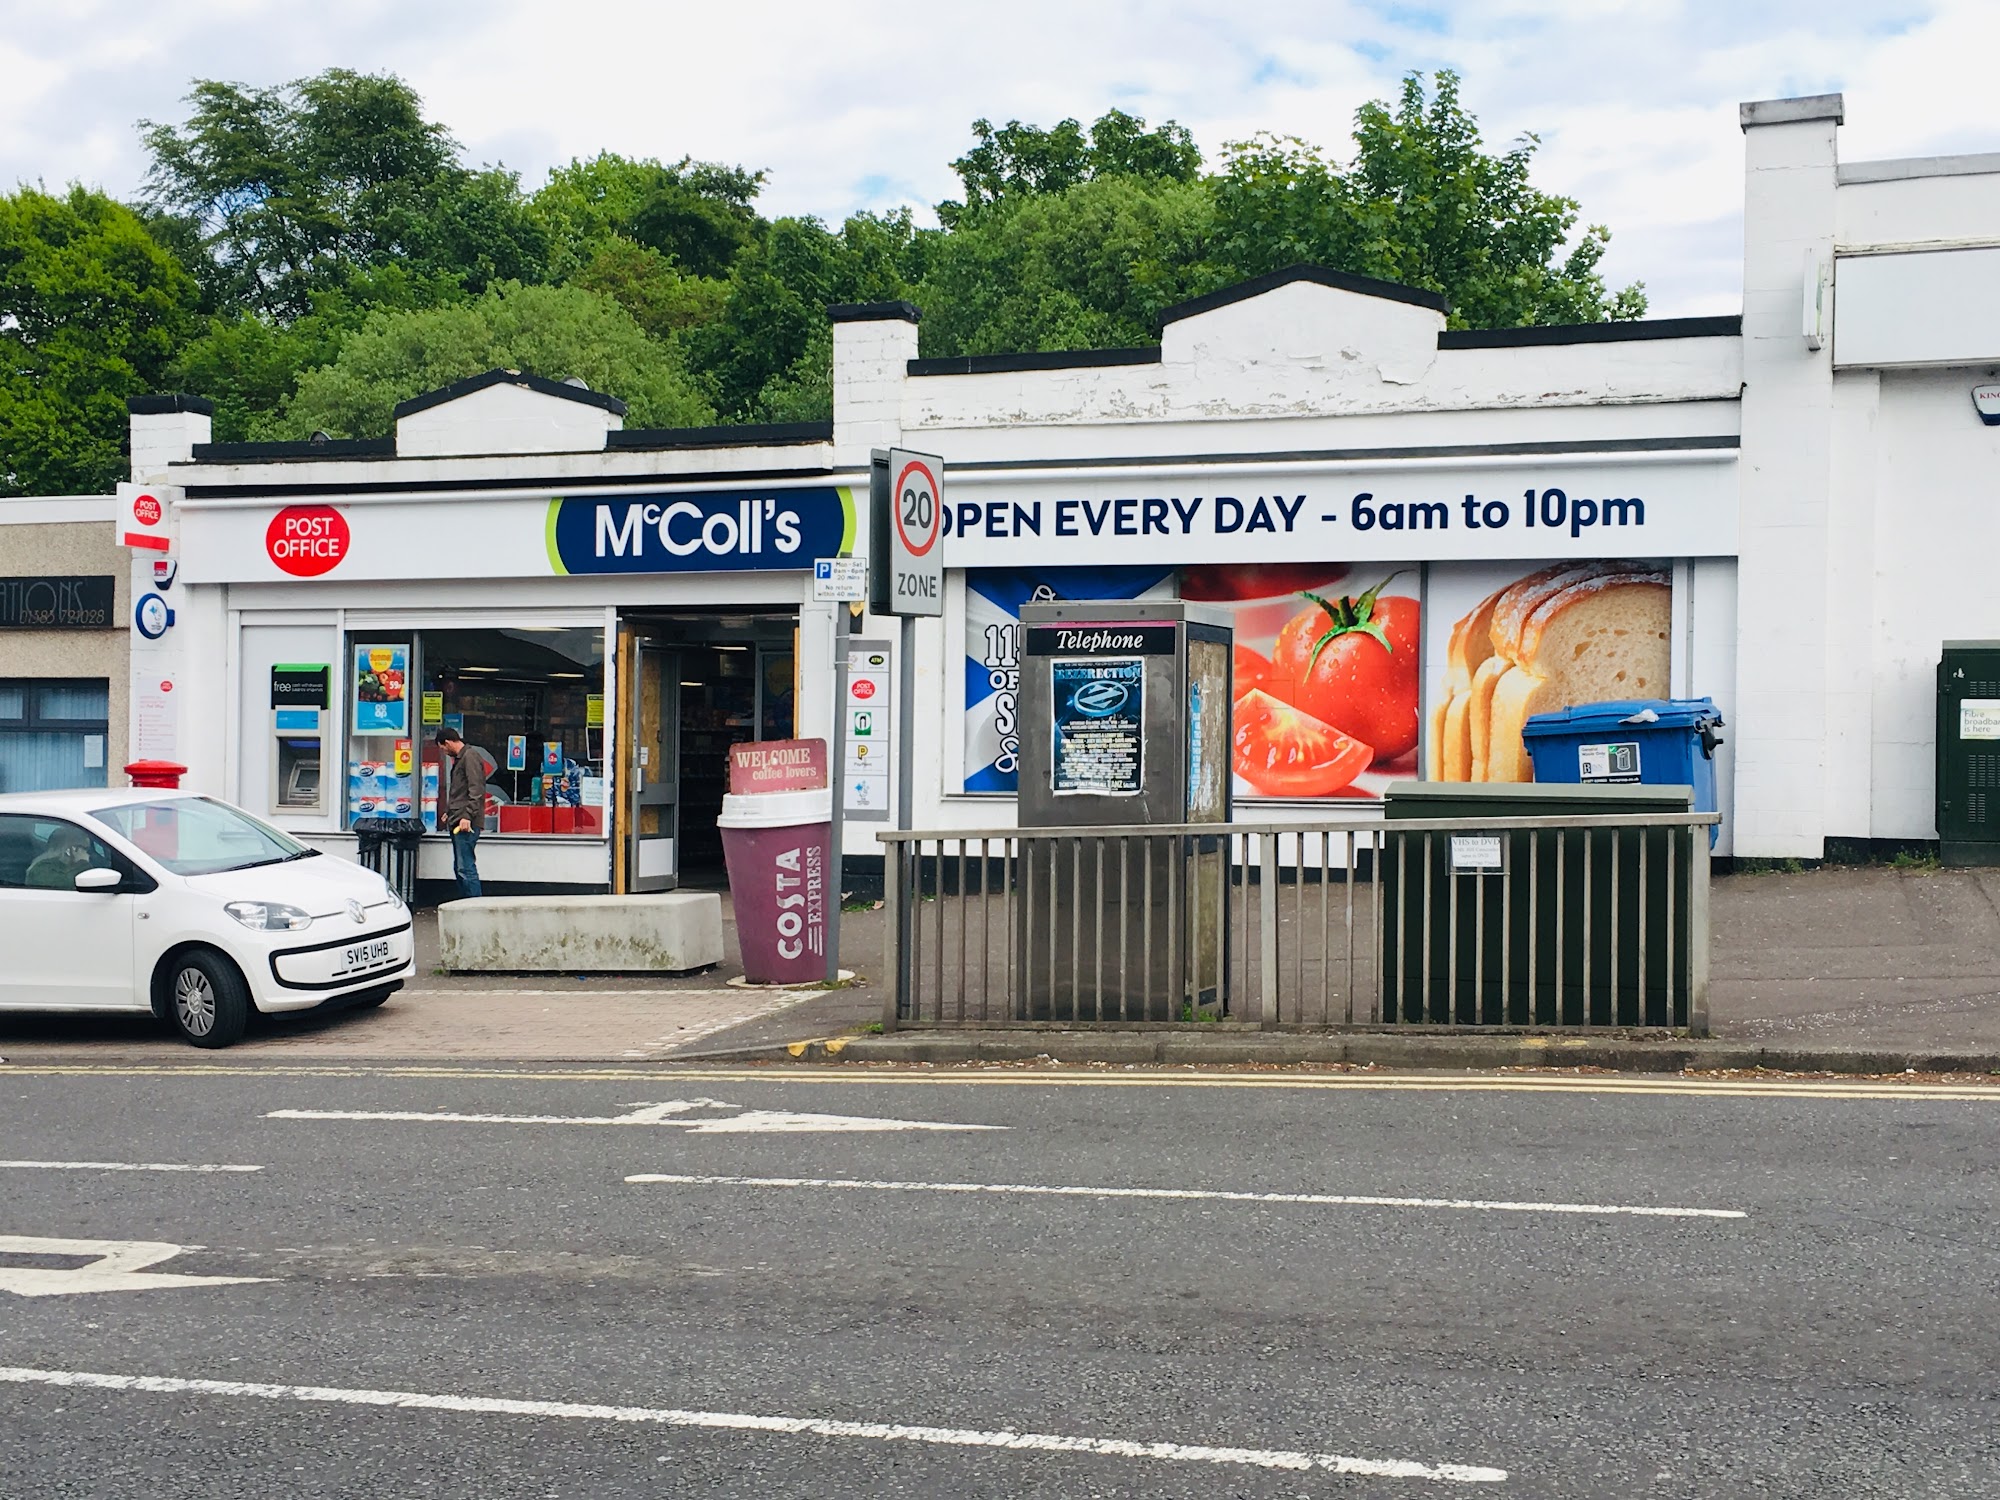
[
  {"x1": 0, "y1": 679, "x2": 110, "y2": 794},
  {"x1": 343, "y1": 629, "x2": 606, "y2": 835}
]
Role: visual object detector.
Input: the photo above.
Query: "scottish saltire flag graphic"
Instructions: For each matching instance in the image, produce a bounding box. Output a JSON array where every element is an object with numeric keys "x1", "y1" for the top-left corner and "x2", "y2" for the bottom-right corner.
[{"x1": 962, "y1": 566, "x2": 1175, "y2": 793}]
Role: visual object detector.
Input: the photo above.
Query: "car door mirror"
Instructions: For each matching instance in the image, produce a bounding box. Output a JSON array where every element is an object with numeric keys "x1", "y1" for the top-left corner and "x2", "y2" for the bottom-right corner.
[{"x1": 73, "y1": 867, "x2": 124, "y2": 893}]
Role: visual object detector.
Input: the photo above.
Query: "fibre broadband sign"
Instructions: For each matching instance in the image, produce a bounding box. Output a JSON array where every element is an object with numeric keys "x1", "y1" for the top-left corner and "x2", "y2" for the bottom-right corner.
[{"x1": 548, "y1": 488, "x2": 854, "y2": 574}]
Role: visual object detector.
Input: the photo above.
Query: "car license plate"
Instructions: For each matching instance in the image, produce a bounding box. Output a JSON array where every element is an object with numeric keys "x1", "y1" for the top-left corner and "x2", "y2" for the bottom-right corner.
[{"x1": 336, "y1": 938, "x2": 393, "y2": 976}]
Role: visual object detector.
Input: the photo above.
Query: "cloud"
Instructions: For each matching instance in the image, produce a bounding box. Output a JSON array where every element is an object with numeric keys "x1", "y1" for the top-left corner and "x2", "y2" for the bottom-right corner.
[{"x1": 1, "y1": 0, "x2": 1994, "y2": 316}]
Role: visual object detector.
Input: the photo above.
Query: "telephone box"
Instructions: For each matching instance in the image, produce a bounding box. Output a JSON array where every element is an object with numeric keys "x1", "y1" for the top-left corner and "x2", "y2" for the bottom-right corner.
[{"x1": 1015, "y1": 601, "x2": 1232, "y2": 1020}]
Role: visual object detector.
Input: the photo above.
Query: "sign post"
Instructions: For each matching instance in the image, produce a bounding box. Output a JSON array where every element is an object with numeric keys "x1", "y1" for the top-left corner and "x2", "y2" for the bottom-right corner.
[
  {"x1": 870, "y1": 449, "x2": 945, "y2": 1021},
  {"x1": 871, "y1": 448, "x2": 944, "y2": 835}
]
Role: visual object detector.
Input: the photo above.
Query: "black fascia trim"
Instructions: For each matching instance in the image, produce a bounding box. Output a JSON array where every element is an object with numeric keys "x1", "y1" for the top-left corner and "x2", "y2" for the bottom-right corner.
[
  {"x1": 828, "y1": 300, "x2": 922, "y2": 324},
  {"x1": 127, "y1": 393, "x2": 216, "y2": 416},
  {"x1": 908, "y1": 347, "x2": 1162, "y2": 377},
  {"x1": 944, "y1": 433, "x2": 1740, "y2": 474},
  {"x1": 179, "y1": 464, "x2": 844, "y2": 500},
  {"x1": 608, "y1": 421, "x2": 833, "y2": 450},
  {"x1": 1438, "y1": 315, "x2": 1743, "y2": 349},
  {"x1": 392, "y1": 369, "x2": 628, "y2": 419},
  {"x1": 1157, "y1": 264, "x2": 1450, "y2": 326},
  {"x1": 192, "y1": 437, "x2": 397, "y2": 462}
]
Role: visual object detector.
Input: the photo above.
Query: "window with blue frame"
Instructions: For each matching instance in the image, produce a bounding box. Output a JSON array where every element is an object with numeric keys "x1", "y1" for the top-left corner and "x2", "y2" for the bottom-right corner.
[{"x1": 0, "y1": 680, "x2": 110, "y2": 793}]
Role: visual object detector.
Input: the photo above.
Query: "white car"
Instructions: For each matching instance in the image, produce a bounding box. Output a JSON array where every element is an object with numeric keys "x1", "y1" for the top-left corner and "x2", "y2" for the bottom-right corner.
[{"x1": 0, "y1": 788, "x2": 414, "y2": 1048}]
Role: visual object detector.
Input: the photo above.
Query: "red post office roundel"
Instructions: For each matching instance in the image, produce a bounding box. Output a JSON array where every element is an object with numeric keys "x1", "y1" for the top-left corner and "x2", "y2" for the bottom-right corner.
[
  {"x1": 131, "y1": 492, "x2": 162, "y2": 526},
  {"x1": 265, "y1": 505, "x2": 350, "y2": 577}
]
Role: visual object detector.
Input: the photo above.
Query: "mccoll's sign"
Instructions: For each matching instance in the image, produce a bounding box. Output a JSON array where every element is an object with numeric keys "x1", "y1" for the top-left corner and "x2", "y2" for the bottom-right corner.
[
  {"x1": 214, "y1": 487, "x2": 857, "y2": 584},
  {"x1": 547, "y1": 488, "x2": 855, "y2": 575}
]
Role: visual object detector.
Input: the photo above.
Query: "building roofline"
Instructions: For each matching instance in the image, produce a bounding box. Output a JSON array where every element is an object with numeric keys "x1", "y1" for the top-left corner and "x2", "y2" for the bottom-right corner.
[
  {"x1": 1438, "y1": 315, "x2": 1742, "y2": 349},
  {"x1": 829, "y1": 301, "x2": 921, "y2": 324},
  {"x1": 127, "y1": 393, "x2": 215, "y2": 417},
  {"x1": 1740, "y1": 93, "x2": 1845, "y2": 130},
  {"x1": 608, "y1": 421, "x2": 833, "y2": 450},
  {"x1": 391, "y1": 369, "x2": 628, "y2": 419},
  {"x1": 1158, "y1": 264, "x2": 1450, "y2": 325},
  {"x1": 909, "y1": 347, "x2": 1161, "y2": 378},
  {"x1": 1839, "y1": 151, "x2": 2000, "y2": 186}
]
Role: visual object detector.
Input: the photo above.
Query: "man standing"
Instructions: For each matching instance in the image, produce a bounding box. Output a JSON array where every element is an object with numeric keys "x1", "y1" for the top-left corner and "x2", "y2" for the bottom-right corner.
[{"x1": 436, "y1": 727, "x2": 496, "y2": 899}]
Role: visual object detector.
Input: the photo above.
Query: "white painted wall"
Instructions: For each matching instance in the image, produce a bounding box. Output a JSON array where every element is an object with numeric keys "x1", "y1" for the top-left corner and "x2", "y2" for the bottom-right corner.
[
  {"x1": 397, "y1": 381, "x2": 621, "y2": 457},
  {"x1": 1864, "y1": 367, "x2": 2000, "y2": 838}
]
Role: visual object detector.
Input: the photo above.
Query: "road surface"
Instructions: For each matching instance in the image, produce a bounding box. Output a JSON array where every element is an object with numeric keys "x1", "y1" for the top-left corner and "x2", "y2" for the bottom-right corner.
[{"x1": 1, "y1": 1062, "x2": 1993, "y2": 1496}]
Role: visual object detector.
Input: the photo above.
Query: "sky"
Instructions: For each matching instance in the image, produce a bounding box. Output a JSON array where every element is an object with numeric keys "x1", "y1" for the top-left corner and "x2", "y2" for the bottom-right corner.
[{"x1": 2, "y1": 0, "x2": 1996, "y2": 318}]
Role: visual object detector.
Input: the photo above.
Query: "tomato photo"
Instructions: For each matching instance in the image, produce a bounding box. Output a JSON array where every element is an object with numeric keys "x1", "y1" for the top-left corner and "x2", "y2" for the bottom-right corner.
[
  {"x1": 1272, "y1": 575, "x2": 1420, "y2": 763},
  {"x1": 1231, "y1": 689, "x2": 1374, "y2": 797},
  {"x1": 1233, "y1": 645, "x2": 1276, "y2": 700}
]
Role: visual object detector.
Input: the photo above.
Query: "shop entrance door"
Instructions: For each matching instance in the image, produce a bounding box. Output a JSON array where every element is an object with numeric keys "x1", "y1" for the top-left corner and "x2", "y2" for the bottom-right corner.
[{"x1": 627, "y1": 640, "x2": 680, "y2": 891}]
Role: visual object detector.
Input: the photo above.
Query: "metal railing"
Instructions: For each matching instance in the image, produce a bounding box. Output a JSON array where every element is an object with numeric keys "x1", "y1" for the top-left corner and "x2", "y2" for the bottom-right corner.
[{"x1": 880, "y1": 811, "x2": 1716, "y2": 1034}]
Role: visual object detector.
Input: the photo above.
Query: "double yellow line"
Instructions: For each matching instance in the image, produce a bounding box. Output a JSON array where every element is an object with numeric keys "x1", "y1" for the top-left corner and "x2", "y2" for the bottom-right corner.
[{"x1": 3, "y1": 1061, "x2": 1996, "y2": 1102}]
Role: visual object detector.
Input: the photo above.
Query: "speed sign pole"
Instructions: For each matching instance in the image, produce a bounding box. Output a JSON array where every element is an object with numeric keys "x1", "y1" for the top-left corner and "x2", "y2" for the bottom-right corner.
[
  {"x1": 870, "y1": 449, "x2": 943, "y2": 1025},
  {"x1": 870, "y1": 447, "x2": 944, "y2": 834}
]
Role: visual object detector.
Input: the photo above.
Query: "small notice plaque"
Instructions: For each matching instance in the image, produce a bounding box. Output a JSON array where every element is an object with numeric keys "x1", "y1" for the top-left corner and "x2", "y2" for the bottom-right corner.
[
  {"x1": 1450, "y1": 835, "x2": 1506, "y2": 874},
  {"x1": 729, "y1": 737, "x2": 829, "y2": 794},
  {"x1": 1961, "y1": 700, "x2": 2000, "y2": 741}
]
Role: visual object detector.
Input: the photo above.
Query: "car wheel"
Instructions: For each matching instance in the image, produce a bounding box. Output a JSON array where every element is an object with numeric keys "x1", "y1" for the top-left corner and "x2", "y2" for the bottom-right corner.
[{"x1": 165, "y1": 949, "x2": 251, "y2": 1049}]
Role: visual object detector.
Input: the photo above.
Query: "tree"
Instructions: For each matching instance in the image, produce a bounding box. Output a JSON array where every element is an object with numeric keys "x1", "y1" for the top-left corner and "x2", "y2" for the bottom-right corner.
[
  {"x1": 169, "y1": 264, "x2": 461, "y2": 441},
  {"x1": 531, "y1": 153, "x2": 765, "y2": 283},
  {"x1": 690, "y1": 209, "x2": 931, "y2": 420},
  {"x1": 1210, "y1": 72, "x2": 1645, "y2": 327},
  {"x1": 0, "y1": 186, "x2": 198, "y2": 494},
  {"x1": 938, "y1": 109, "x2": 1201, "y2": 228},
  {"x1": 140, "y1": 70, "x2": 546, "y2": 317},
  {"x1": 916, "y1": 175, "x2": 1218, "y2": 355},
  {"x1": 271, "y1": 282, "x2": 714, "y2": 439}
]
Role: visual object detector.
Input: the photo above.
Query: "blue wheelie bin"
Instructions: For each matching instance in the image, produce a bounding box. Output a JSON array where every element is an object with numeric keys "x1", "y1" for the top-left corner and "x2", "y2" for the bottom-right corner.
[{"x1": 1521, "y1": 698, "x2": 1724, "y2": 846}]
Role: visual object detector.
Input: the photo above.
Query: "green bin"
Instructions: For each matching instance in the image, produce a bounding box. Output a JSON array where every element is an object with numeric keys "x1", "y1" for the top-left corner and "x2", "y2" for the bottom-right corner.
[{"x1": 1378, "y1": 783, "x2": 1703, "y2": 1030}]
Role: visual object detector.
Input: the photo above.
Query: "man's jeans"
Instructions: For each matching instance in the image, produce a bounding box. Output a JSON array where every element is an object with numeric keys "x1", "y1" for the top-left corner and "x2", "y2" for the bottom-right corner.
[{"x1": 451, "y1": 829, "x2": 482, "y2": 898}]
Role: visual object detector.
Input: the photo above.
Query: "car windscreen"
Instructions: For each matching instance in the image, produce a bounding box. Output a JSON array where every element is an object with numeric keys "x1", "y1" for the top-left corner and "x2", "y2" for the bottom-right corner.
[{"x1": 91, "y1": 797, "x2": 310, "y2": 876}]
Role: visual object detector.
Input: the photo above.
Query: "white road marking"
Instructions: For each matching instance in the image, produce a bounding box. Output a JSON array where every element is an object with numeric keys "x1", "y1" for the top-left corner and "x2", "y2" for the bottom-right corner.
[
  {"x1": 0, "y1": 1365, "x2": 1506, "y2": 1483},
  {"x1": 626, "y1": 1172, "x2": 1746, "y2": 1220},
  {"x1": 0, "y1": 1160, "x2": 261, "y2": 1174},
  {"x1": 267, "y1": 1098, "x2": 1003, "y2": 1134},
  {"x1": 0, "y1": 1237, "x2": 272, "y2": 1298}
]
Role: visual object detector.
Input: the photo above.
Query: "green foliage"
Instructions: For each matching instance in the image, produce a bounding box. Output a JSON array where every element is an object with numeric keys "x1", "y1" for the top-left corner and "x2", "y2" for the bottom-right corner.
[
  {"x1": 1, "y1": 66, "x2": 1647, "y2": 480},
  {"x1": 940, "y1": 108, "x2": 1202, "y2": 228},
  {"x1": 140, "y1": 70, "x2": 544, "y2": 317},
  {"x1": 917, "y1": 175, "x2": 1219, "y2": 355},
  {"x1": 170, "y1": 265, "x2": 461, "y2": 440},
  {"x1": 271, "y1": 282, "x2": 714, "y2": 439},
  {"x1": 0, "y1": 186, "x2": 198, "y2": 494},
  {"x1": 1210, "y1": 72, "x2": 1645, "y2": 329},
  {"x1": 531, "y1": 153, "x2": 765, "y2": 282}
]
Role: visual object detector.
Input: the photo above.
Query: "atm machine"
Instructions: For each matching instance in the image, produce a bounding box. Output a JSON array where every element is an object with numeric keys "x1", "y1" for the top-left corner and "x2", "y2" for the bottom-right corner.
[{"x1": 268, "y1": 663, "x2": 329, "y2": 815}]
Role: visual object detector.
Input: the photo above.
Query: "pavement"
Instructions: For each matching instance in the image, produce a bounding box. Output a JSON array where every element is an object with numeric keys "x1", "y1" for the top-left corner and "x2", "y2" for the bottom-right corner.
[
  {"x1": 6, "y1": 864, "x2": 2000, "y2": 1068},
  {"x1": 2, "y1": 1064, "x2": 1997, "y2": 1496}
]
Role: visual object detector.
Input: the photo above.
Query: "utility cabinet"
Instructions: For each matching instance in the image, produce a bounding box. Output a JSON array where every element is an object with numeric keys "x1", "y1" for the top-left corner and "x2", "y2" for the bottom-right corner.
[{"x1": 1937, "y1": 641, "x2": 2000, "y2": 866}]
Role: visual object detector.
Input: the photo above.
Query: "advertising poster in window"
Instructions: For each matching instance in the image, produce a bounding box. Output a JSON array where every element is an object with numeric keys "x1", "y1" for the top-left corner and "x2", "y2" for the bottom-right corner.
[
  {"x1": 1181, "y1": 563, "x2": 1422, "y2": 802},
  {"x1": 1049, "y1": 658, "x2": 1145, "y2": 794},
  {"x1": 1422, "y1": 559, "x2": 1672, "y2": 784},
  {"x1": 351, "y1": 644, "x2": 409, "y2": 736},
  {"x1": 962, "y1": 567, "x2": 1173, "y2": 793}
]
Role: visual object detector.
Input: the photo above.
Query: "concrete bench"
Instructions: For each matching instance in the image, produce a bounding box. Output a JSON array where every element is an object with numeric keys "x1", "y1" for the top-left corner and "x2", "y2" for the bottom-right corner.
[{"x1": 438, "y1": 893, "x2": 724, "y2": 974}]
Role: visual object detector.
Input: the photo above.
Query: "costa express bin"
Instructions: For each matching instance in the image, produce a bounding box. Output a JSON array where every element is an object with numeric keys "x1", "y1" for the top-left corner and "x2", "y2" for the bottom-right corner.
[
  {"x1": 718, "y1": 788, "x2": 831, "y2": 984},
  {"x1": 1521, "y1": 698, "x2": 1724, "y2": 847}
]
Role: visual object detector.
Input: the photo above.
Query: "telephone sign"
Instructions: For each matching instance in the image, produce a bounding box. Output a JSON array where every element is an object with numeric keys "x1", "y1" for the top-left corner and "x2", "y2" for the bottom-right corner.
[{"x1": 870, "y1": 448, "x2": 944, "y2": 617}]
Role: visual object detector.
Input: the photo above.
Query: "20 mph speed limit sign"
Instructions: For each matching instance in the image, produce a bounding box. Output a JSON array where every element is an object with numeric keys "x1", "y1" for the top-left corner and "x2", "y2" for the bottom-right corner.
[{"x1": 869, "y1": 448, "x2": 944, "y2": 617}]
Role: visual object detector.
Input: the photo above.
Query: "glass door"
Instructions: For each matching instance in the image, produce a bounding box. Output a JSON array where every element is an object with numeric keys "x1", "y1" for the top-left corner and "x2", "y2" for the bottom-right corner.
[{"x1": 627, "y1": 641, "x2": 679, "y2": 891}]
